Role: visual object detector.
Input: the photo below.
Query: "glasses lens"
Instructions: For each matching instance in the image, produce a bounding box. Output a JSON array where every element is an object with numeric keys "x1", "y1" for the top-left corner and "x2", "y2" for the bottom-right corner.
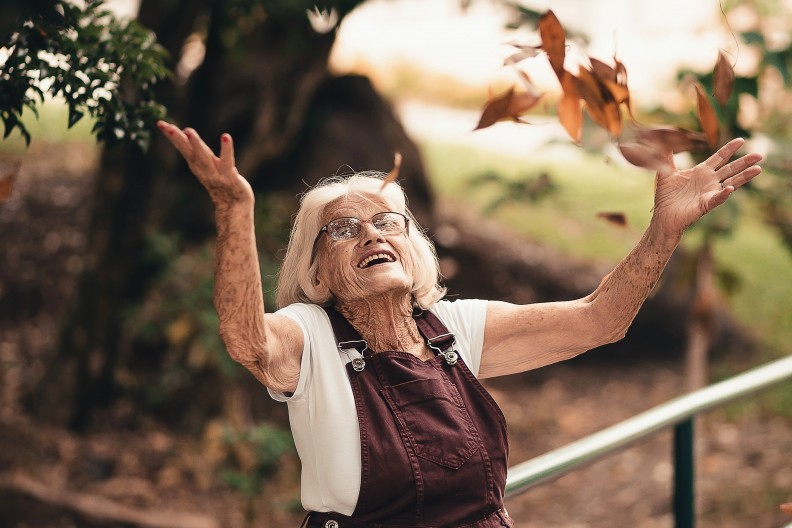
[
  {"x1": 372, "y1": 212, "x2": 406, "y2": 234},
  {"x1": 326, "y1": 218, "x2": 361, "y2": 240}
]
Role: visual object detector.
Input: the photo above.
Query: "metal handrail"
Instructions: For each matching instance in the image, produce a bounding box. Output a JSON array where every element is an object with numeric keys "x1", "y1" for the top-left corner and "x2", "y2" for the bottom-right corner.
[{"x1": 504, "y1": 354, "x2": 792, "y2": 525}]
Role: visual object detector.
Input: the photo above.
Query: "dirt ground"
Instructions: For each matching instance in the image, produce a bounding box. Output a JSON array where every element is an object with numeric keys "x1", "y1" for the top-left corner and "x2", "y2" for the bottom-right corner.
[{"x1": 1, "y1": 141, "x2": 791, "y2": 528}]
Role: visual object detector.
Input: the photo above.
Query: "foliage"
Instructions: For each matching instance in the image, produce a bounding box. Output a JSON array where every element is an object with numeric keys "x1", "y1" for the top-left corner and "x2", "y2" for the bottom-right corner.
[
  {"x1": 467, "y1": 169, "x2": 557, "y2": 214},
  {"x1": 219, "y1": 422, "x2": 295, "y2": 495},
  {"x1": 219, "y1": 421, "x2": 296, "y2": 520},
  {"x1": 0, "y1": 0, "x2": 170, "y2": 150},
  {"x1": 120, "y1": 190, "x2": 293, "y2": 412},
  {"x1": 124, "y1": 233, "x2": 239, "y2": 383}
]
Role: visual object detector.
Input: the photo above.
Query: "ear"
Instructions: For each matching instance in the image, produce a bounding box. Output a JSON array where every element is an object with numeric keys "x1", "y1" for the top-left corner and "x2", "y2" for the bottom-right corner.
[{"x1": 312, "y1": 273, "x2": 330, "y2": 298}]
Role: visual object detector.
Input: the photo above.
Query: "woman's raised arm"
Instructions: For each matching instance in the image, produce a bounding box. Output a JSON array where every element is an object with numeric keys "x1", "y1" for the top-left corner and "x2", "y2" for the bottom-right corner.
[
  {"x1": 158, "y1": 121, "x2": 302, "y2": 393},
  {"x1": 479, "y1": 138, "x2": 763, "y2": 379}
]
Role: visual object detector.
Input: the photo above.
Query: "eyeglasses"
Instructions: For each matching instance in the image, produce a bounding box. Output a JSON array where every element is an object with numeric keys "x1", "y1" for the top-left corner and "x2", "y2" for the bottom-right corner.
[{"x1": 312, "y1": 211, "x2": 409, "y2": 258}]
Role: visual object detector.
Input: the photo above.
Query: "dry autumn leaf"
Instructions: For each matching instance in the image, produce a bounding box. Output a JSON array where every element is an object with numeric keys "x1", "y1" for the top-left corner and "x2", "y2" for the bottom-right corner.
[
  {"x1": 380, "y1": 152, "x2": 402, "y2": 191},
  {"x1": 596, "y1": 211, "x2": 629, "y2": 228},
  {"x1": 618, "y1": 142, "x2": 671, "y2": 172},
  {"x1": 614, "y1": 58, "x2": 635, "y2": 121},
  {"x1": 589, "y1": 57, "x2": 615, "y2": 82},
  {"x1": 589, "y1": 56, "x2": 634, "y2": 125},
  {"x1": 634, "y1": 125, "x2": 709, "y2": 153},
  {"x1": 474, "y1": 86, "x2": 543, "y2": 131},
  {"x1": 539, "y1": 10, "x2": 566, "y2": 80},
  {"x1": 503, "y1": 43, "x2": 543, "y2": 66},
  {"x1": 515, "y1": 69, "x2": 540, "y2": 95},
  {"x1": 0, "y1": 163, "x2": 20, "y2": 203},
  {"x1": 695, "y1": 83, "x2": 720, "y2": 149},
  {"x1": 576, "y1": 66, "x2": 622, "y2": 136},
  {"x1": 713, "y1": 50, "x2": 735, "y2": 106},
  {"x1": 557, "y1": 71, "x2": 583, "y2": 142}
]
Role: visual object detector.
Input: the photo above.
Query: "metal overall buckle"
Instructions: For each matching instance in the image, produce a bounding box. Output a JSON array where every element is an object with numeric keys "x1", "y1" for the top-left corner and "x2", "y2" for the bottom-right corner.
[
  {"x1": 337, "y1": 339, "x2": 368, "y2": 372},
  {"x1": 426, "y1": 333, "x2": 458, "y2": 366}
]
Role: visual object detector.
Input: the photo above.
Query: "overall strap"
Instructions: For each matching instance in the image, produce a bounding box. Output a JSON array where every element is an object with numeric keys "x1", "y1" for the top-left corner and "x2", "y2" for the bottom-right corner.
[
  {"x1": 322, "y1": 306, "x2": 456, "y2": 352},
  {"x1": 413, "y1": 309, "x2": 455, "y2": 352},
  {"x1": 322, "y1": 306, "x2": 369, "y2": 354}
]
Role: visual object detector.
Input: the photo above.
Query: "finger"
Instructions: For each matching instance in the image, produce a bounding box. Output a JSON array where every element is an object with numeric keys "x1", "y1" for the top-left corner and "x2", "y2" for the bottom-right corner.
[
  {"x1": 662, "y1": 149, "x2": 677, "y2": 171},
  {"x1": 706, "y1": 186, "x2": 733, "y2": 212},
  {"x1": 704, "y1": 137, "x2": 745, "y2": 169},
  {"x1": 219, "y1": 133, "x2": 237, "y2": 173},
  {"x1": 184, "y1": 128, "x2": 220, "y2": 170},
  {"x1": 716, "y1": 152, "x2": 763, "y2": 180},
  {"x1": 721, "y1": 165, "x2": 762, "y2": 190},
  {"x1": 157, "y1": 121, "x2": 193, "y2": 156},
  {"x1": 654, "y1": 149, "x2": 677, "y2": 182}
]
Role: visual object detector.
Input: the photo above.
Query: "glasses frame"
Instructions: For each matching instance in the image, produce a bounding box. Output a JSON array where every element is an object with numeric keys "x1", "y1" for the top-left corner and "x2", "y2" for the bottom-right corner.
[{"x1": 310, "y1": 211, "x2": 410, "y2": 261}]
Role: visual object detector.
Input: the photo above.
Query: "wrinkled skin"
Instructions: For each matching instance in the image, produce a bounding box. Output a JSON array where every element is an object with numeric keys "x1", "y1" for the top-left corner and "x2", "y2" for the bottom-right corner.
[
  {"x1": 157, "y1": 121, "x2": 763, "y2": 390},
  {"x1": 314, "y1": 194, "x2": 428, "y2": 356}
]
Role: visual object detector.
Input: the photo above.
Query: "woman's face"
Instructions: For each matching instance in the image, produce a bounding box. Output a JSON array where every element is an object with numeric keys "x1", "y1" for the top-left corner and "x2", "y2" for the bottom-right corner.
[{"x1": 314, "y1": 193, "x2": 414, "y2": 304}]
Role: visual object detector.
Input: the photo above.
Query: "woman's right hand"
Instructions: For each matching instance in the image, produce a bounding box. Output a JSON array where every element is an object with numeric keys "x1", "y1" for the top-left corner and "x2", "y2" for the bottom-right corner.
[{"x1": 157, "y1": 121, "x2": 254, "y2": 208}]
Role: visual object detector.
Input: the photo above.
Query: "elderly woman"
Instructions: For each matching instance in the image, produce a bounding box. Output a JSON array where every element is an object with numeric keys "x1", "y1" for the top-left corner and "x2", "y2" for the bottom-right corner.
[{"x1": 157, "y1": 121, "x2": 761, "y2": 528}]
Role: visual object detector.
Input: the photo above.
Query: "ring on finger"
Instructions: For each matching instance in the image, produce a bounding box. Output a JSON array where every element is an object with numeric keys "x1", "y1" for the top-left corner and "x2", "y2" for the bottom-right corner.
[{"x1": 720, "y1": 180, "x2": 725, "y2": 190}]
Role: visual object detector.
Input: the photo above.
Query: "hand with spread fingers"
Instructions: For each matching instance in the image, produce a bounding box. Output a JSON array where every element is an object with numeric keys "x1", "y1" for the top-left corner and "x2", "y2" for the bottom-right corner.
[
  {"x1": 155, "y1": 116, "x2": 767, "y2": 527},
  {"x1": 157, "y1": 120, "x2": 253, "y2": 208},
  {"x1": 653, "y1": 137, "x2": 763, "y2": 236}
]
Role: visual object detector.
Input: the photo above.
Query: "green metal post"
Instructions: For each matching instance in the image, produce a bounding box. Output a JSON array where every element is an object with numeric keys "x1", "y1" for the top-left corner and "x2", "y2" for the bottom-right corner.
[{"x1": 673, "y1": 418, "x2": 695, "y2": 528}]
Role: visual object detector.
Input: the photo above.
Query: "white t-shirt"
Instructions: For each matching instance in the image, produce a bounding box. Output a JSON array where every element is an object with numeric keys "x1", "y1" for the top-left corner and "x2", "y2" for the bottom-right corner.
[{"x1": 268, "y1": 298, "x2": 489, "y2": 515}]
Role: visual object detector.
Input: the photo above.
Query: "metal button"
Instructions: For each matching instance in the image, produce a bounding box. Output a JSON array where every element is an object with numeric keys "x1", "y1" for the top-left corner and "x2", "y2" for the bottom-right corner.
[
  {"x1": 351, "y1": 357, "x2": 365, "y2": 372},
  {"x1": 324, "y1": 521, "x2": 339, "y2": 528}
]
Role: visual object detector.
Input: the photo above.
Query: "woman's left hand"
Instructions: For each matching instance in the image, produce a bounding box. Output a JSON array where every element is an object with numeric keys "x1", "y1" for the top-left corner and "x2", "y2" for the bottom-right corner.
[{"x1": 653, "y1": 138, "x2": 763, "y2": 236}]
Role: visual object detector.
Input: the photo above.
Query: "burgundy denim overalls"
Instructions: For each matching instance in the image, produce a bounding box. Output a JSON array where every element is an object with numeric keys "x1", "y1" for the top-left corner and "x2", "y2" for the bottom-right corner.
[{"x1": 303, "y1": 307, "x2": 512, "y2": 528}]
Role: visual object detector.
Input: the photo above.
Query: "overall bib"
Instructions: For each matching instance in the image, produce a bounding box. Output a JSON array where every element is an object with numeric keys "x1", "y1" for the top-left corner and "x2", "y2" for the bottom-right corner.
[{"x1": 304, "y1": 307, "x2": 512, "y2": 528}]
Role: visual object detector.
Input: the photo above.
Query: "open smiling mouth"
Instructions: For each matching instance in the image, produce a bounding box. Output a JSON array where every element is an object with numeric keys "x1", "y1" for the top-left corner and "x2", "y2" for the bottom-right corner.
[{"x1": 357, "y1": 253, "x2": 396, "y2": 269}]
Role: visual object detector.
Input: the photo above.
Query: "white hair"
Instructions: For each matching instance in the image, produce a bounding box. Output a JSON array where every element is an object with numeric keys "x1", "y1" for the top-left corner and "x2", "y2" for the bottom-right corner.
[{"x1": 275, "y1": 172, "x2": 446, "y2": 309}]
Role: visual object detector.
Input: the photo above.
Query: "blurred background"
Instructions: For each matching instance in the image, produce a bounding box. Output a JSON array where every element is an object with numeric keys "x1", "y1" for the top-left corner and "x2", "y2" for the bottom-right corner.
[{"x1": 1, "y1": 0, "x2": 792, "y2": 526}]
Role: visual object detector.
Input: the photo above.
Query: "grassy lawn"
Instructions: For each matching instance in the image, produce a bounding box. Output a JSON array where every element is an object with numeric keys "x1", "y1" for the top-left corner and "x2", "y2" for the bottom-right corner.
[
  {"x1": 421, "y1": 138, "x2": 792, "y2": 361},
  {"x1": 1, "y1": 100, "x2": 97, "y2": 154}
]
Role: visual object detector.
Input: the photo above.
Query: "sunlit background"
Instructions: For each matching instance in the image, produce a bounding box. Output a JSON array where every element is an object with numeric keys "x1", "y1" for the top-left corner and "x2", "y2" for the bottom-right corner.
[{"x1": 2, "y1": 1, "x2": 792, "y2": 527}]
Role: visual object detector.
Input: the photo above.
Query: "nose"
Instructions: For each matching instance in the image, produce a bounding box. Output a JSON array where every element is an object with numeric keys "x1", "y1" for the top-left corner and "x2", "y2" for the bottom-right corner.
[{"x1": 358, "y1": 221, "x2": 386, "y2": 246}]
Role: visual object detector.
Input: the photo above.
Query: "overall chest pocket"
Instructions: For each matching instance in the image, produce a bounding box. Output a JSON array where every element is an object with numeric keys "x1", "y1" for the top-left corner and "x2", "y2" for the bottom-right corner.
[{"x1": 382, "y1": 378, "x2": 480, "y2": 469}]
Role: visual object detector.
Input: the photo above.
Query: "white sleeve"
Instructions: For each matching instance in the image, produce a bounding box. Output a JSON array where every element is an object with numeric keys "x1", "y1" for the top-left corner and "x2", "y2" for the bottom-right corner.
[
  {"x1": 429, "y1": 299, "x2": 488, "y2": 377},
  {"x1": 266, "y1": 303, "x2": 322, "y2": 403}
]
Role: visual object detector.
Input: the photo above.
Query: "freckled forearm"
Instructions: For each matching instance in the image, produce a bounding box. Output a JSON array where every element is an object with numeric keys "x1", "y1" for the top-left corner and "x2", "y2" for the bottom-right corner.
[
  {"x1": 589, "y1": 219, "x2": 683, "y2": 340},
  {"x1": 213, "y1": 201, "x2": 267, "y2": 361}
]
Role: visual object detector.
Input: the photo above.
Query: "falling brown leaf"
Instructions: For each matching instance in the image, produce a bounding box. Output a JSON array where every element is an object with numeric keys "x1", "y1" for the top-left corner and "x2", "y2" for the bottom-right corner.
[
  {"x1": 474, "y1": 86, "x2": 543, "y2": 131},
  {"x1": 634, "y1": 125, "x2": 709, "y2": 153},
  {"x1": 589, "y1": 58, "x2": 616, "y2": 82},
  {"x1": 596, "y1": 211, "x2": 629, "y2": 228},
  {"x1": 618, "y1": 142, "x2": 671, "y2": 172},
  {"x1": 781, "y1": 503, "x2": 792, "y2": 516},
  {"x1": 695, "y1": 83, "x2": 720, "y2": 149},
  {"x1": 557, "y1": 71, "x2": 582, "y2": 142},
  {"x1": 539, "y1": 10, "x2": 566, "y2": 80},
  {"x1": 0, "y1": 163, "x2": 20, "y2": 203},
  {"x1": 515, "y1": 69, "x2": 541, "y2": 96},
  {"x1": 380, "y1": 152, "x2": 402, "y2": 191},
  {"x1": 503, "y1": 43, "x2": 543, "y2": 66},
  {"x1": 588, "y1": 56, "x2": 633, "y2": 125},
  {"x1": 613, "y1": 59, "x2": 628, "y2": 88},
  {"x1": 713, "y1": 50, "x2": 735, "y2": 106},
  {"x1": 613, "y1": 58, "x2": 635, "y2": 120},
  {"x1": 576, "y1": 66, "x2": 622, "y2": 136}
]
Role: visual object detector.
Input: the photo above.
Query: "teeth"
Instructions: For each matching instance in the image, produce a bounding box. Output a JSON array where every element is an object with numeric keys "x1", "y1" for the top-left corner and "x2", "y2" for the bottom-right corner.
[{"x1": 358, "y1": 253, "x2": 395, "y2": 268}]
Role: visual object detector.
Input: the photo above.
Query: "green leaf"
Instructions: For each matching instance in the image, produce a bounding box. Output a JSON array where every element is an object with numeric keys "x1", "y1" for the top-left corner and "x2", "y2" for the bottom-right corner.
[
  {"x1": 741, "y1": 31, "x2": 765, "y2": 46},
  {"x1": 68, "y1": 105, "x2": 84, "y2": 128}
]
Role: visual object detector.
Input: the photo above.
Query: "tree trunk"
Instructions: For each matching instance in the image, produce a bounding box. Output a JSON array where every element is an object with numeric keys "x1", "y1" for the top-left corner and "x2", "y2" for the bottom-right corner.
[
  {"x1": 27, "y1": 0, "x2": 754, "y2": 430},
  {"x1": 27, "y1": 0, "x2": 214, "y2": 428},
  {"x1": 28, "y1": 0, "x2": 441, "y2": 429}
]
